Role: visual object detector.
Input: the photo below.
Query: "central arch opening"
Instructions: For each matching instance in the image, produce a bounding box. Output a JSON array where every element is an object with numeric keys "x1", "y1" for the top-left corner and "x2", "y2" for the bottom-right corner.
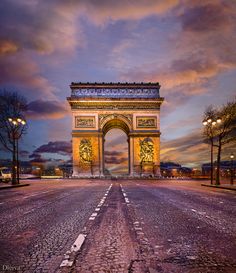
[{"x1": 104, "y1": 128, "x2": 129, "y2": 176}]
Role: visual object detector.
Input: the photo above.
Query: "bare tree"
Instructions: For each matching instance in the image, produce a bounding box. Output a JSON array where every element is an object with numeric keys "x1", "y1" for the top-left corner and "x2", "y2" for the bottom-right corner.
[
  {"x1": 202, "y1": 106, "x2": 218, "y2": 184},
  {"x1": 0, "y1": 91, "x2": 27, "y2": 184},
  {"x1": 214, "y1": 99, "x2": 236, "y2": 185},
  {"x1": 203, "y1": 99, "x2": 236, "y2": 185}
]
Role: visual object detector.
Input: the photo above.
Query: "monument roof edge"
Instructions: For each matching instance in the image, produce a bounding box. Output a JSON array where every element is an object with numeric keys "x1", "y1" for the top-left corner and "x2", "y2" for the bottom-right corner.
[{"x1": 70, "y1": 82, "x2": 160, "y2": 88}]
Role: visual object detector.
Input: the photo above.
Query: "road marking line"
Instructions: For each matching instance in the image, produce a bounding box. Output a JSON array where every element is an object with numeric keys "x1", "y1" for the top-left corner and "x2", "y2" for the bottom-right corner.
[
  {"x1": 125, "y1": 198, "x2": 130, "y2": 203},
  {"x1": 60, "y1": 234, "x2": 86, "y2": 267},
  {"x1": 0, "y1": 202, "x2": 4, "y2": 205},
  {"x1": 71, "y1": 234, "x2": 86, "y2": 252},
  {"x1": 60, "y1": 184, "x2": 113, "y2": 267},
  {"x1": 134, "y1": 227, "x2": 142, "y2": 231},
  {"x1": 91, "y1": 212, "x2": 97, "y2": 217}
]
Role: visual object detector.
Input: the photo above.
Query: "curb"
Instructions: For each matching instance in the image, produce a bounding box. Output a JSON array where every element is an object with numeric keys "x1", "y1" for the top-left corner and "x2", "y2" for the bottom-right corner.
[
  {"x1": 0, "y1": 183, "x2": 30, "y2": 190},
  {"x1": 201, "y1": 183, "x2": 236, "y2": 192}
]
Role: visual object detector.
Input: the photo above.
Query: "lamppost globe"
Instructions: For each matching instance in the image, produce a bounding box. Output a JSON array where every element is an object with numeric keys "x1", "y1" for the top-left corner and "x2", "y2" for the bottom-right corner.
[
  {"x1": 203, "y1": 121, "x2": 208, "y2": 126},
  {"x1": 207, "y1": 118, "x2": 212, "y2": 123},
  {"x1": 230, "y1": 154, "x2": 234, "y2": 159}
]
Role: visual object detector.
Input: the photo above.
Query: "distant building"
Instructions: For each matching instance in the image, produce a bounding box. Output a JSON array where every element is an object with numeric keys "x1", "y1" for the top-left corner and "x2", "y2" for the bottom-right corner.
[
  {"x1": 202, "y1": 160, "x2": 236, "y2": 178},
  {"x1": 160, "y1": 162, "x2": 192, "y2": 178},
  {"x1": 58, "y1": 162, "x2": 73, "y2": 178}
]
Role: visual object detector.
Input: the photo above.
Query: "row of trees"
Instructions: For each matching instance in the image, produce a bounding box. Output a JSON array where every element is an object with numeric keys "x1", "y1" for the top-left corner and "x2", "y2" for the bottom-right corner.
[
  {"x1": 203, "y1": 98, "x2": 236, "y2": 185},
  {"x1": 0, "y1": 91, "x2": 27, "y2": 184}
]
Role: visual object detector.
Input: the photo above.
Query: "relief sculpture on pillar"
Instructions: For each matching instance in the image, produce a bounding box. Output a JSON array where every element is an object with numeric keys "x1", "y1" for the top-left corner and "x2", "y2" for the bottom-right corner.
[
  {"x1": 139, "y1": 137, "x2": 154, "y2": 163},
  {"x1": 79, "y1": 139, "x2": 92, "y2": 163}
]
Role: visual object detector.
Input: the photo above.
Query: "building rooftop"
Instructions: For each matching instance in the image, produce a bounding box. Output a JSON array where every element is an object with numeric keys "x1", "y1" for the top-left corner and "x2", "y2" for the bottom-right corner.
[{"x1": 69, "y1": 82, "x2": 161, "y2": 99}]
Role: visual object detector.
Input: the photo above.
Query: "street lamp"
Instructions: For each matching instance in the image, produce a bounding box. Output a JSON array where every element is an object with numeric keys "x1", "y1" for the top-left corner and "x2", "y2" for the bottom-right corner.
[
  {"x1": 230, "y1": 153, "x2": 234, "y2": 185},
  {"x1": 8, "y1": 117, "x2": 26, "y2": 184},
  {"x1": 202, "y1": 116, "x2": 221, "y2": 185}
]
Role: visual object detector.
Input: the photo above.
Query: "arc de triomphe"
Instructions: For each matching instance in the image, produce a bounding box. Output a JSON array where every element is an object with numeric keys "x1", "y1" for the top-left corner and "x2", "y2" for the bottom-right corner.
[{"x1": 67, "y1": 82, "x2": 164, "y2": 177}]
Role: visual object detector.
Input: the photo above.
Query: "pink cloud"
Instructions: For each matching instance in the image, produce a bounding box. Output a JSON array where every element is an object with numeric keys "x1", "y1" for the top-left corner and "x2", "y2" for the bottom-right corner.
[{"x1": 0, "y1": 53, "x2": 56, "y2": 99}]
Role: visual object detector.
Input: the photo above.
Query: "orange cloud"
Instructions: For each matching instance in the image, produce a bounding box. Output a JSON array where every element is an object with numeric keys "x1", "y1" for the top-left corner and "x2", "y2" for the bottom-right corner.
[
  {"x1": 0, "y1": 40, "x2": 18, "y2": 55},
  {"x1": 161, "y1": 130, "x2": 236, "y2": 168}
]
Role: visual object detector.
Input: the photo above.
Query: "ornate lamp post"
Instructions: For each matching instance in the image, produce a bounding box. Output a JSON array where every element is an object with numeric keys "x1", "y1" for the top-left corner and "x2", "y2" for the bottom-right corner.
[
  {"x1": 8, "y1": 117, "x2": 26, "y2": 184},
  {"x1": 203, "y1": 116, "x2": 221, "y2": 185},
  {"x1": 230, "y1": 153, "x2": 234, "y2": 185}
]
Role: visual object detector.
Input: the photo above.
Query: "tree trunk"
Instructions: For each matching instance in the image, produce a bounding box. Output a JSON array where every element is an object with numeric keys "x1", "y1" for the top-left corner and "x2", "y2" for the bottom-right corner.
[
  {"x1": 210, "y1": 138, "x2": 213, "y2": 185},
  {"x1": 215, "y1": 138, "x2": 222, "y2": 185},
  {"x1": 12, "y1": 138, "x2": 17, "y2": 185}
]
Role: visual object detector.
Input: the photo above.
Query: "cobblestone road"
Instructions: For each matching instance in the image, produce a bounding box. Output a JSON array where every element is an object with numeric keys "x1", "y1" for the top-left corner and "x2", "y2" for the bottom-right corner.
[
  {"x1": 122, "y1": 180, "x2": 236, "y2": 273},
  {"x1": 0, "y1": 179, "x2": 235, "y2": 273},
  {"x1": 0, "y1": 179, "x2": 109, "y2": 273}
]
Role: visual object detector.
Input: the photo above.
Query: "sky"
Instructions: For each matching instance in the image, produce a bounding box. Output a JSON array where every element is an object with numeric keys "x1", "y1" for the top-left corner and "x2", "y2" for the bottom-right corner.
[{"x1": 0, "y1": 0, "x2": 236, "y2": 172}]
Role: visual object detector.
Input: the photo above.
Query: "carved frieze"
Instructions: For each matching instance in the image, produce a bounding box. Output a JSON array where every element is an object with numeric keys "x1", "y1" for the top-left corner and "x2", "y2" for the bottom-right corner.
[
  {"x1": 139, "y1": 137, "x2": 154, "y2": 163},
  {"x1": 70, "y1": 102, "x2": 161, "y2": 110},
  {"x1": 71, "y1": 88, "x2": 159, "y2": 99},
  {"x1": 99, "y1": 113, "x2": 133, "y2": 128},
  {"x1": 136, "y1": 116, "x2": 157, "y2": 128},
  {"x1": 79, "y1": 139, "x2": 92, "y2": 163},
  {"x1": 75, "y1": 116, "x2": 95, "y2": 128}
]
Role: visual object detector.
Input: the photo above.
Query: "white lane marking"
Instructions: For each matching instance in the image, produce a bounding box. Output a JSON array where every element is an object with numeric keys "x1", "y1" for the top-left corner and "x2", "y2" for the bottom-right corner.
[
  {"x1": 71, "y1": 234, "x2": 86, "y2": 252},
  {"x1": 60, "y1": 184, "x2": 113, "y2": 267},
  {"x1": 91, "y1": 213, "x2": 97, "y2": 217},
  {"x1": 60, "y1": 234, "x2": 86, "y2": 267},
  {"x1": 0, "y1": 202, "x2": 4, "y2": 205},
  {"x1": 120, "y1": 184, "x2": 130, "y2": 204},
  {"x1": 134, "y1": 227, "x2": 142, "y2": 231}
]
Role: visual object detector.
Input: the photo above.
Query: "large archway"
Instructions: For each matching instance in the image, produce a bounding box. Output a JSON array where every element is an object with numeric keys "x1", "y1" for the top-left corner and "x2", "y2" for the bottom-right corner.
[
  {"x1": 104, "y1": 129, "x2": 129, "y2": 176},
  {"x1": 68, "y1": 82, "x2": 164, "y2": 178},
  {"x1": 101, "y1": 117, "x2": 130, "y2": 176}
]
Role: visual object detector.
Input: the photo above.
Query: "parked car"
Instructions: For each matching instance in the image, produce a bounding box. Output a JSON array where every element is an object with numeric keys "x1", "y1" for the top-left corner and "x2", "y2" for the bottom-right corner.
[{"x1": 0, "y1": 167, "x2": 12, "y2": 183}]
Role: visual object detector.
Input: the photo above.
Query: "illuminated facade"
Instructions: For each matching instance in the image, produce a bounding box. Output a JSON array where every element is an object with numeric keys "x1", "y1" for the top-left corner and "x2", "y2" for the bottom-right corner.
[{"x1": 67, "y1": 82, "x2": 164, "y2": 177}]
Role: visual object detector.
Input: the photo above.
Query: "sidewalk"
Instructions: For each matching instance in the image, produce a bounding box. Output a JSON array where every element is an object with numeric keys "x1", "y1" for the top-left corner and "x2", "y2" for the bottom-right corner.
[
  {"x1": 201, "y1": 183, "x2": 236, "y2": 191},
  {"x1": 0, "y1": 183, "x2": 30, "y2": 190}
]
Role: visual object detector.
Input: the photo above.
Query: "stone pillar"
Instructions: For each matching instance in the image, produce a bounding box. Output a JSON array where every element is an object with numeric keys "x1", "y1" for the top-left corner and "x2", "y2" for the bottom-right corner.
[
  {"x1": 102, "y1": 136, "x2": 105, "y2": 176},
  {"x1": 72, "y1": 132, "x2": 101, "y2": 177},
  {"x1": 98, "y1": 134, "x2": 104, "y2": 177},
  {"x1": 129, "y1": 135, "x2": 134, "y2": 177}
]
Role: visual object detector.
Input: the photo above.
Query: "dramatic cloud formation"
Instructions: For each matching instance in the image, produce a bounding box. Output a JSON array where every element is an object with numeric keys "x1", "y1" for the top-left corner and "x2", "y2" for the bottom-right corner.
[
  {"x1": 0, "y1": 0, "x2": 236, "y2": 169},
  {"x1": 29, "y1": 153, "x2": 48, "y2": 164},
  {"x1": 161, "y1": 129, "x2": 236, "y2": 168},
  {"x1": 29, "y1": 141, "x2": 72, "y2": 165},
  {"x1": 33, "y1": 141, "x2": 72, "y2": 155},
  {"x1": 26, "y1": 100, "x2": 69, "y2": 120}
]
